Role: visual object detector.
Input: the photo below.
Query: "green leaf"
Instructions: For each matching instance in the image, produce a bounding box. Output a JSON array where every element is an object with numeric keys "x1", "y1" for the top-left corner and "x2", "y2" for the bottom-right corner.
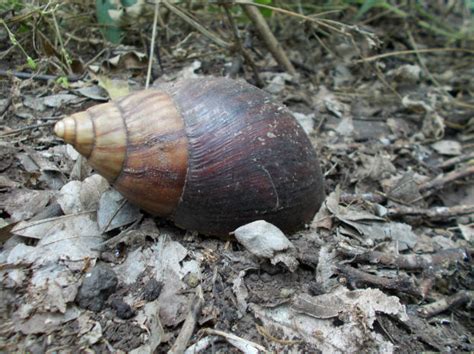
[
  {"x1": 95, "y1": 0, "x2": 123, "y2": 44},
  {"x1": 0, "y1": 0, "x2": 23, "y2": 12},
  {"x1": 355, "y1": 0, "x2": 380, "y2": 20},
  {"x1": 255, "y1": 0, "x2": 272, "y2": 17},
  {"x1": 56, "y1": 76, "x2": 69, "y2": 89},
  {"x1": 26, "y1": 57, "x2": 37, "y2": 70}
]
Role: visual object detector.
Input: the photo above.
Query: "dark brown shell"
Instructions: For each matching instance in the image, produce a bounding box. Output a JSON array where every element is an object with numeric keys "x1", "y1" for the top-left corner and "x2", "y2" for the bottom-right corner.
[{"x1": 54, "y1": 77, "x2": 325, "y2": 235}]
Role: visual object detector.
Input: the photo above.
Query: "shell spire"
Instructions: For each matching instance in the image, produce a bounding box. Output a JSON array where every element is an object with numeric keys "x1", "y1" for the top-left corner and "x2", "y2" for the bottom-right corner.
[
  {"x1": 54, "y1": 112, "x2": 94, "y2": 157},
  {"x1": 54, "y1": 102, "x2": 127, "y2": 183}
]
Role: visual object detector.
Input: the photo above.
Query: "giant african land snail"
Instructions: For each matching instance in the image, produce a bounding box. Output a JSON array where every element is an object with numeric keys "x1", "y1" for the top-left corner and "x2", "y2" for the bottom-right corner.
[{"x1": 54, "y1": 77, "x2": 325, "y2": 235}]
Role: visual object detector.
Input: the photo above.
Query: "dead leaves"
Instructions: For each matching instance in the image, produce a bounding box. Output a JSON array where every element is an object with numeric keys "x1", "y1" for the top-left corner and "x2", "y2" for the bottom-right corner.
[
  {"x1": 1, "y1": 6, "x2": 473, "y2": 351},
  {"x1": 252, "y1": 288, "x2": 407, "y2": 353}
]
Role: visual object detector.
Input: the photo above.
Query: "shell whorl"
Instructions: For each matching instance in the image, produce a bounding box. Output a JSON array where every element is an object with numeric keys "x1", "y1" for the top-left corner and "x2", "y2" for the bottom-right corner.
[{"x1": 55, "y1": 90, "x2": 189, "y2": 217}]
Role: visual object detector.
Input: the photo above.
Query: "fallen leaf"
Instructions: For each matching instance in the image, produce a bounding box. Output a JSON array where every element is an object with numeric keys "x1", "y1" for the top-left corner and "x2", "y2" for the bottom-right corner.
[
  {"x1": 431, "y1": 140, "x2": 462, "y2": 156},
  {"x1": 97, "y1": 76, "x2": 130, "y2": 99}
]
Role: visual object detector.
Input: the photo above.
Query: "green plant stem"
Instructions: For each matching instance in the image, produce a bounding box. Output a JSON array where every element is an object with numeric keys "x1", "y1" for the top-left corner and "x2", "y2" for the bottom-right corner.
[
  {"x1": 0, "y1": 19, "x2": 36, "y2": 69},
  {"x1": 50, "y1": 8, "x2": 73, "y2": 74}
]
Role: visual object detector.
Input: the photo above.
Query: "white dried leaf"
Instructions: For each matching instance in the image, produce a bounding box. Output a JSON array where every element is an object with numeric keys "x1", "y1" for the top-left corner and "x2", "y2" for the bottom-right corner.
[
  {"x1": 58, "y1": 174, "x2": 109, "y2": 214},
  {"x1": 10, "y1": 212, "x2": 102, "y2": 268},
  {"x1": 232, "y1": 270, "x2": 249, "y2": 313},
  {"x1": 29, "y1": 264, "x2": 79, "y2": 313},
  {"x1": 114, "y1": 247, "x2": 148, "y2": 285},
  {"x1": 43, "y1": 94, "x2": 82, "y2": 108},
  {"x1": 315, "y1": 245, "x2": 337, "y2": 291},
  {"x1": 431, "y1": 140, "x2": 462, "y2": 156},
  {"x1": 252, "y1": 287, "x2": 407, "y2": 353},
  {"x1": 458, "y1": 223, "x2": 473, "y2": 242},
  {"x1": 97, "y1": 189, "x2": 142, "y2": 232},
  {"x1": 0, "y1": 189, "x2": 53, "y2": 221},
  {"x1": 234, "y1": 220, "x2": 293, "y2": 259},
  {"x1": 14, "y1": 306, "x2": 81, "y2": 335},
  {"x1": 130, "y1": 301, "x2": 164, "y2": 354},
  {"x1": 291, "y1": 111, "x2": 315, "y2": 134}
]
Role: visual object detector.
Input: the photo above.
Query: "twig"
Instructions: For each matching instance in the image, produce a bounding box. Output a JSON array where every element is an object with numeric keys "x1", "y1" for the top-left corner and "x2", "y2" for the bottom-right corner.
[
  {"x1": 64, "y1": 32, "x2": 103, "y2": 45},
  {"x1": 96, "y1": 218, "x2": 142, "y2": 250},
  {"x1": 436, "y1": 152, "x2": 474, "y2": 169},
  {"x1": 83, "y1": 48, "x2": 108, "y2": 68},
  {"x1": 0, "y1": 69, "x2": 81, "y2": 82},
  {"x1": 0, "y1": 19, "x2": 35, "y2": 65},
  {"x1": 51, "y1": 10, "x2": 73, "y2": 75},
  {"x1": 338, "y1": 247, "x2": 468, "y2": 271},
  {"x1": 256, "y1": 324, "x2": 302, "y2": 345},
  {"x1": 201, "y1": 328, "x2": 266, "y2": 353},
  {"x1": 241, "y1": 2, "x2": 296, "y2": 76},
  {"x1": 310, "y1": 28, "x2": 335, "y2": 57},
  {"x1": 386, "y1": 205, "x2": 474, "y2": 221},
  {"x1": 222, "y1": 4, "x2": 263, "y2": 86},
  {"x1": 169, "y1": 286, "x2": 204, "y2": 354},
  {"x1": 100, "y1": 199, "x2": 128, "y2": 234},
  {"x1": 146, "y1": 0, "x2": 160, "y2": 89},
  {"x1": 405, "y1": 28, "x2": 474, "y2": 110},
  {"x1": 340, "y1": 192, "x2": 386, "y2": 205},
  {"x1": 372, "y1": 58, "x2": 403, "y2": 101},
  {"x1": 0, "y1": 122, "x2": 56, "y2": 137},
  {"x1": 419, "y1": 165, "x2": 474, "y2": 195},
  {"x1": 38, "y1": 116, "x2": 65, "y2": 121},
  {"x1": 348, "y1": 33, "x2": 403, "y2": 102},
  {"x1": 161, "y1": 0, "x2": 230, "y2": 49},
  {"x1": 337, "y1": 264, "x2": 422, "y2": 297},
  {"x1": 354, "y1": 47, "x2": 474, "y2": 63},
  {"x1": 406, "y1": 28, "x2": 441, "y2": 90},
  {"x1": 235, "y1": 0, "x2": 348, "y2": 35},
  {"x1": 418, "y1": 290, "x2": 473, "y2": 318},
  {"x1": 0, "y1": 96, "x2": 12, "y2": 117},
  {"x1": 184, "y1": 336, "x2": 219, "y2": 354}
]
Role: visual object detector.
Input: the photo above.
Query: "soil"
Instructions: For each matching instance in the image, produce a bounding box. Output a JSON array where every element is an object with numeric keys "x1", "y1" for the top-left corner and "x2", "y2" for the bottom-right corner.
[{"x1": 0, "y1": 2, "x2": 473, "y2": 353}]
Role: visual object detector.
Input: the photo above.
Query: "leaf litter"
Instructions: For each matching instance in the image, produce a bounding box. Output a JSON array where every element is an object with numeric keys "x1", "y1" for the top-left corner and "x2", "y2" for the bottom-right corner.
[{"x1": 0, "y1": 2, "x2": 473, "y2": 353}]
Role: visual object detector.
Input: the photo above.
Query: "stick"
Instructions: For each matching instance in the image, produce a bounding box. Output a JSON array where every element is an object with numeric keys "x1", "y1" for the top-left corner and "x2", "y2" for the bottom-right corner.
[
  {"x1": 202, "y1": 328, "x2": 266, "y2": 353},
  {"x1": 184, "y1": 336, "x2": 219, "y2": 354},
  {"x1": 354, "y1": 47, "x2": 474, "y2": 63},
  {"x1": 169, "y1": 286, "x2": 204, "y2": 354},
  {"x1": 338, "y1": 247, "x2": 468, "y2": 271},
  {"x1": 419, "y1": 165, "x2": 474, "y2": 195},
  {"x1": 235, "y1": 0, "x2": 347, "y2": 35},
  {"x1": 162, "y1": 0, "x2": 230, "y2": 49},
  {"x1": 146, "y1": 0, "x2": 160, "y2": 89},
  {"x1": 0, "y1": 69, "x2": 81, "y2": 82},
  {"x1": 340, "y1": 192, "x2": 386, "y2": 204},
  {"x1": 222, "y1": 4, "x2": 263, "y2": 87},
  {"x1": 418, "y1": 290, "x2": 473, "y2": 318},
  {"x1": 386, "y1": 204, "x2": 474, "y2": 221},
  {"x1": 241, "y1": 2, "x2": 296, "y2": 76},
  {"x1": 436, "y1": 152, "x2": 474, "y2": 169},
  {"x1": 0, "y1": 122, "x2": 55, "y2": 137},
  {"x1": 0, "y1": 96, "x2": 11, "y2": 117},
  {"x1": 337, "y1": 264, "x2": 422, "y2": 297}
]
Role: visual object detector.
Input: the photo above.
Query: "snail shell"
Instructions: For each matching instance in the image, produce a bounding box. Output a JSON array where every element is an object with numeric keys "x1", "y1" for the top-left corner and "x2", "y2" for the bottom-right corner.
[{"x1": 55, "y1": 77, "x2": 325, "y2": 235}]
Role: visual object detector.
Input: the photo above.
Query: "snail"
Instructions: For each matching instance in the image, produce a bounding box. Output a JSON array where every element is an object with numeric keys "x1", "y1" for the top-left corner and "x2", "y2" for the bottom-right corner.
[{"x1": 54, "y1": 77, "x2": 325, "y2": 236}]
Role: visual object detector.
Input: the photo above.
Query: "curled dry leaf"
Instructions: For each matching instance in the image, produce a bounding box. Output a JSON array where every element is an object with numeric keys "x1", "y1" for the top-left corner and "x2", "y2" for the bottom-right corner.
[
  {"x1": 57, "y1": 174, "x2": 109, "y2": 214},
  {"x1": 234, "y1": 220, "x2": 299, "y2": 271}
]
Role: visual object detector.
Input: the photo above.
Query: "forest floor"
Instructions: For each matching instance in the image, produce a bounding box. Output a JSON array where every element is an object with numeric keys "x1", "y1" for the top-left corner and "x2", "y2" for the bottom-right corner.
[{"x1": 0, "y1": 2, "x2": 473, "y2": 353}]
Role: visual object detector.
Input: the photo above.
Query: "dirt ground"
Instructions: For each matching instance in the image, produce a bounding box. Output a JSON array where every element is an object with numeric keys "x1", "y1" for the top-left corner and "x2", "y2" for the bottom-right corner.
[{"x1": 0, "y1": 2, "x2": 473, "y2": 353}]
